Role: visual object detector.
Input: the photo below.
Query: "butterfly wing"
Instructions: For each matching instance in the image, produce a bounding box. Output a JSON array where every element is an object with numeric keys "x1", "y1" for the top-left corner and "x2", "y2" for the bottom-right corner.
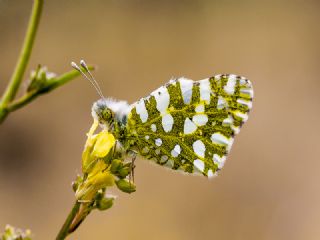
[{"x1": 126, "y1": 74, "x2": 253, "y2": 177}]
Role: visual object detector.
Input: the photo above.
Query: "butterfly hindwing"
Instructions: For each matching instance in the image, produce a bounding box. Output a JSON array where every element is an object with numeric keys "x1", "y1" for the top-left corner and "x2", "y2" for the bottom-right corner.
[{"x1": 126, "y1": 74, "x2": 253, "y2": 178}]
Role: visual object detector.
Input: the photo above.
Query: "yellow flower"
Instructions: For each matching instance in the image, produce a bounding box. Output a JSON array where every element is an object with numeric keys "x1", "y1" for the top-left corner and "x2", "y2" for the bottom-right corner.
[
  {"x1": 91, "y1": 130, "x2": 115, "y2": 158},
  {"x1": 82, "y1": 120, "x2": 116, "y2": 173},
  {"x1": 76, "y1": 160, "x2": 115, "y2": 201},
  {"x1": 75, "y1": 120, "x2": 117, "y2": 201}
]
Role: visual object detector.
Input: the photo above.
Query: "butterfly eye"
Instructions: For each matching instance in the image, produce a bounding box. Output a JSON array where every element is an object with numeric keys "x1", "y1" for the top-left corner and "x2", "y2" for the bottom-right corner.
[
  {"x1": 92, "y1": 99, "x2": 114, "y2": 126},
  {"x1": 101, "y1": 108, "x2": 114, "y2": 122}
]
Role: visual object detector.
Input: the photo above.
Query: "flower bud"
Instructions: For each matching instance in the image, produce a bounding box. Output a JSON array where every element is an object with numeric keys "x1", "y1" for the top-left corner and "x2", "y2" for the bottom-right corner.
[
  {"x1": 27, "y1": 65, "x2": 56, "y2": 93},
  {"x1": 82, "y1": 120, "x2": 116, "y2": 174},
  {"x1": 1, "y1": 225, "x2": 32, "y2": 240}
]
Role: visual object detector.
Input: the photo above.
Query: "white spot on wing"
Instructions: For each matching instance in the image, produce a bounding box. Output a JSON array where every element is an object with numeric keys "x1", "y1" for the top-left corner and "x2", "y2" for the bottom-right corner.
[
  {"x1": 217, "y1": 96, "x2": 227, "y2": 109},
  {"x1": 184, "y1": 118, "x2": 197, "y2": 134},
  {"x1": 244, "y1": 79, "x2": 253, "y2": 88},
  {"x1": 135, "y1": 100, "x2": 148, "y2": 123},
  {"x1": 142, "y1": 147, "x2": 149, "y2": 153},
  {"x1": 193, "y1": 159, "x2": 205, "y2": 172},
  {"x1": 211, "y1": 133, "x2": 230, "y2": 145},
  {"x1": 169, "y1": 79, "x2": 177, "y2": 85},
  {"x1": 224, "y1": 74, "x2": 237, "y2": 94},
  {"x1": 215, "y1": 74, "x2": 221, "y2": 80},
  {"x1": 162, "y1": 113, "x2": 174, "y2": 132},
  {"x1": 207, "y1": 169, "x2": 216, "y2": 178},
  {"x1": 192, "y1": 114, "x2": 208, "y2": 126},
  {"x1": 161, "y1": 155, "x2": 168, "y2": 163},
  {"x1": 239, "y1": 78, "x2": 247, "y2": 85},
  {"x1": 237, "y1": 99, "x2": 252, "y2": 109},
  {"x1": 151, "y1": 124, "x2": 157, "y2": 132},
  {"x1": 240, "y1": 88, "x2": 254, "y2": 97},
  {"x1": 213, "y1": 154, "x2": 226, "y2": 168},
  {"x1": 193, "y1": 140, "x2": 206, "y2": 158},
  {"x1": 232, "y1": 125, "x2": 240, "y2": 134},
  {"x1": 195, "y1": 104, "x2": 205, "y2": 113},
  {"x1": 151, "y1": 86, "x2": 170, "y2": 113},
  {"x1": 171, "y1": 144, "x2": 181, "y2": 157},
  {"x1": 227, "y1": 138, "x2": 234, "y2": 152},
  {"x1": 179, "y1": 78, "x2": 193, "y2": 104},
  {"x1": 222, "y1": 116, "x2": 233, "y2": 126},
  {"x1": 155, "y1": 138, "x2": 162, "y2": 146},
  {"x1": 199, "y1": 79, "x2": 211, "y2": 103},
  {"x1": 165, "y1": 159, "x2": 174, "y2": 168},
  {"x1": 235, "y1": 111, "x2": 248, "y2": 122}
]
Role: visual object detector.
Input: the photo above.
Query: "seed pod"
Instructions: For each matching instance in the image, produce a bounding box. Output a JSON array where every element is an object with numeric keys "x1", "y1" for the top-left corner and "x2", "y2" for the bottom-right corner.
[
  {"x1": 115, "y1": 179, "x2": 136, "y2": 193},
  {"x1": 118, "y1": 167, "x2": 131, "y2": 178},
  {"x1": 110, "y1": 159, "x2": 122, "y2": 173}
]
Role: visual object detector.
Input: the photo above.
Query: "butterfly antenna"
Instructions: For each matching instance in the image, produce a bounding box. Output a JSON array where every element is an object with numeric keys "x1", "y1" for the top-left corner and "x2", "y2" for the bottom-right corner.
[
  {"x1": 71, "y1": 61, "x2": 105, "y2": 99},
  {"x1": 80, "y1": 59, "x2": 105, "y2": 99}
]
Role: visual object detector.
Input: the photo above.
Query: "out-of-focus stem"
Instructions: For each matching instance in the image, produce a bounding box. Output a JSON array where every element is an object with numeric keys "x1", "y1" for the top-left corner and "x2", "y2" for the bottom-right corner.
[
  {"x1": 0, "y1": 66, "x2": 93, "y2": 124},
  {"x1": 0, "y1": 0, "x2": 43, "y2": 115},
  {"x1": 6, "y1": 69, "x2": 83, "y2": 112},
  {"x1": 55, "y1": 201, "x2": 81, "y2": 240}
]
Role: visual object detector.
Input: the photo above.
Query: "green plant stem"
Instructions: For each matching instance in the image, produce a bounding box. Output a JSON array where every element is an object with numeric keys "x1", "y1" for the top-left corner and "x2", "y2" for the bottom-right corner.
[
  {"x1": 0, "y1": 0, "x2": 43, "y2": 107},
  {"x1": 0, "y1": 66, "x2": 94, "y2": 124},
  {"x1": 6, "y1": 69, "x2": 83, "y2": 113},
  {"x1": 56, "y1": 201, "x2": 81, "y2": 240}
]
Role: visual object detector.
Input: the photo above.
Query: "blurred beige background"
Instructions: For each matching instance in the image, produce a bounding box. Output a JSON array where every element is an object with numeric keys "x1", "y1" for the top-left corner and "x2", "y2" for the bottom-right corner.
[{"x1": 0, "y1": 0, "x2": 319, "y2": 239}]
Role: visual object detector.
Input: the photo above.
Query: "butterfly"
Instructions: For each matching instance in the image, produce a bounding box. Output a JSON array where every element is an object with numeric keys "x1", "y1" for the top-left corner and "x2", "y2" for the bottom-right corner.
[{"x1": 73, "y1": 61, "x2": 253, "y2": 178}]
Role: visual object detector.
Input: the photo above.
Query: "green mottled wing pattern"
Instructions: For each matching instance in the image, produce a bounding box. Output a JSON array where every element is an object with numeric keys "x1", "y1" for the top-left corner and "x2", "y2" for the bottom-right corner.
[{"x1": 126, "y1": 74, "x2": 253, "y2": 178}]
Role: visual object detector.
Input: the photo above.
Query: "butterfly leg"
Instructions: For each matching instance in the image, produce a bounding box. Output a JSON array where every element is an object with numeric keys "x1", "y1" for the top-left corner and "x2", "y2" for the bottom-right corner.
[{"x1": 127, "y1": 150, "x2": 137, "y2": 183}]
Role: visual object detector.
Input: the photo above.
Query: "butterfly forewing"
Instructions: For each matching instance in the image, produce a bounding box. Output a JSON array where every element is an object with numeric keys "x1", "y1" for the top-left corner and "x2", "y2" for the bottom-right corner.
[{"x1": 126, "y1": 74, "x2": 253, "y2": 178}]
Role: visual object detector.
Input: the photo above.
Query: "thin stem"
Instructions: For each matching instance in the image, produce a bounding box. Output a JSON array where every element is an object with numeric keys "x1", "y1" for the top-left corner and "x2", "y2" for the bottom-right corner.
[
  {"x1": 56, "y1": 201, "x2": 81, "y2": 240},
  {"x1": 0, "y1": 0, "x2": 43, "y2": 107},
  {"x1": 68, "y1": 203, "x2": 89, "y2": 234},
  {"x1": 0, "y1": 0, "x2": 43, "y2": 124}
]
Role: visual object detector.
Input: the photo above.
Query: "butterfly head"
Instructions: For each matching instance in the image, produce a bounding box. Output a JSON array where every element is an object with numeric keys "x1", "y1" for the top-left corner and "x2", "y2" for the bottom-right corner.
[
  {"x1": 92, "y1": 98, "x2": 115, "y2": 127},
  {"x1": 92, "y1": 98, "x2": 130, "y2": 128}
]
